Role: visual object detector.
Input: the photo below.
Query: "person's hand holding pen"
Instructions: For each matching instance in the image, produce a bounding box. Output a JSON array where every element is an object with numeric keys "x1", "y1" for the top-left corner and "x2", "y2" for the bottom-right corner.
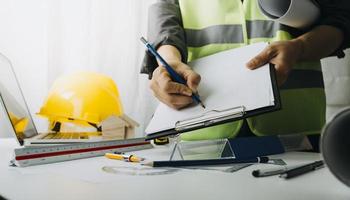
[{"x1": 150, "y1": 45, "x2": 202, "y2": 110}]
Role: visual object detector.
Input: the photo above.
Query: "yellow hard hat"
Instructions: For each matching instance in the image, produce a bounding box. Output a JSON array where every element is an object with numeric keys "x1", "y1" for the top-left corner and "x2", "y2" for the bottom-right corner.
[
  {"x1": 38, "y1": 71, "x2": 123, "y2": 127},
  {"x1": 9, "y1": 112, "x2": 29, "y2": 138}
]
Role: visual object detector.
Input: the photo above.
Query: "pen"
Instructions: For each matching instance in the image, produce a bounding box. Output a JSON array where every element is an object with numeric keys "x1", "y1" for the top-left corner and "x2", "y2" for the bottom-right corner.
[
  {"x1": 105, "y1": 153, "x2": 144, "y2": 163},
  {"x1": 252, "y1": 163, "x2": 306, "y2": 177},
  {"x1": 140, "y1": 37, "x2": 205, "y2": 109},
  {"x1": 143, "y1": 156, "x2": 269, "y2": 167},
  {"x1": 279, "y1": 160, "x2": 324, "y2": 179}
]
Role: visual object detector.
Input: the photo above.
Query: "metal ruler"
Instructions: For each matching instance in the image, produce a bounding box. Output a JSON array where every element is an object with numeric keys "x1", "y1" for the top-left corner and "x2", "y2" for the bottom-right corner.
[{"x1": 12, "y1": 138, "x2": 153, "y2": 167}]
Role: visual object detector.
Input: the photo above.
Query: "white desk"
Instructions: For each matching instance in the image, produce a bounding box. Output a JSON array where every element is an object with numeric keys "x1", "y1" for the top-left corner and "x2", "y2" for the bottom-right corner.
[{"x1": 0, "y1": 138, "x2": 349, "y2": 200}]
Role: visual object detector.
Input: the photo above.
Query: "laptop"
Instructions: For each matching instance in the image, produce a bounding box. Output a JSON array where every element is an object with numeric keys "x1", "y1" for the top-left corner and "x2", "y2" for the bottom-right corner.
[{"x1": 0, "y1": 54, "x2": 105, "y2": 146}]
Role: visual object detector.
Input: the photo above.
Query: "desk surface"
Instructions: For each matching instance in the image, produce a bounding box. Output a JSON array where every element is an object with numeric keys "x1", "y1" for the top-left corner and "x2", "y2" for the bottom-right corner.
[{"x1": 0, "y1": 138, "x2": 349, "y2": 200}]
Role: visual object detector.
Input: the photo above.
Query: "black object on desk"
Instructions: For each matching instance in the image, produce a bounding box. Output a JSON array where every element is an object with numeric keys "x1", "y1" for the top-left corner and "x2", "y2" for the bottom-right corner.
[
  {"x1": 279, "y1": 160, "x2": 324, "y2": 179},
  {"x1": 143, "y1": 156, "x2": 269, "y2": 167}
]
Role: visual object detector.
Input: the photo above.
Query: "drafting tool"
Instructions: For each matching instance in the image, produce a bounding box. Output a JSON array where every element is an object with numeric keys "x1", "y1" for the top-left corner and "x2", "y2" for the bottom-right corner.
[
  {"x1": 11, "y1": 138, "x2": 153, "y2": 167},
  {"x1": 143, "y1": 156, "x2": 269, "y2": 167},
  {"x1": 279, "y1": 160, "x2": 324, "y2": 179},
  {"x1": 105, "y1": 152, "x2": 144, "y2": 163},
  {"x1": 154, "y1": 137, "x2": 169, "y2": 145},
  {"x1": 102, "y1": 166, "x2": 180, "y2": 176},
  {"x1": 252, "y1": 163, "x2": 305, "y2": 177}
]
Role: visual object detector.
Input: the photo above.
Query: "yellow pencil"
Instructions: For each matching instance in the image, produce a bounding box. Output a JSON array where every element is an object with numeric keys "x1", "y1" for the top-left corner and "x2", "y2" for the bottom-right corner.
[{"x1": 105, "y1": 153, "x2": 144, "y2": 163}]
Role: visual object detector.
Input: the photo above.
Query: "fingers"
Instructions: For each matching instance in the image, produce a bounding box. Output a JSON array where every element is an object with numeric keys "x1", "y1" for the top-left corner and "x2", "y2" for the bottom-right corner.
[
  {"x1": 161, "y1": 81, "x2": 193, "y2": 96},
  {"x1": 246, "y1": 42, "x2": 295, "y2": 86},
  {"x1": 154, "y1": 67, "x2": 192, "y2": 95},
  {"x1": 175, "y1": 63, "x2": 201, "y2": 92},
  {"x1": 186, "y1": 71, "x2": 201, "y2": 92},
  {"x1": 154, "y1": 91, "x2": 193, "y2": 110},
  {"x1": 276, "y1": 74, "x2": 287, "y2": 86},
  {"x1": 274, "y1": 62, "x2": 291, "y2": 86},
  {"x1": 274, "y1": 58, "x2": 291, "y2": 77},
  {"x1": 246, "y1": 45, "x2": 277, "y2": 69},
  {"x1": 150, "y1": 66, "x2": 194, "y2": 109}
]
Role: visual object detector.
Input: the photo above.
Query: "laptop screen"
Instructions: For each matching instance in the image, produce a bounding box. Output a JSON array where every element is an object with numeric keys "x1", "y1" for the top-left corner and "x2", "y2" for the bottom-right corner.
[{"x1": 0, "y1": 54, "x2": 38, "y2": 145}]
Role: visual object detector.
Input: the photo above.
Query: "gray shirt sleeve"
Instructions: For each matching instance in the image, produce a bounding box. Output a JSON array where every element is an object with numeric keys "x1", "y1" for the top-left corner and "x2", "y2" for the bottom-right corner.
[
  {"x1": 140, "y1": 1, "x2": 187, "y2": 79},
  {"x1": 316, "y1": 0, "x2": 350, "y2": 58}
]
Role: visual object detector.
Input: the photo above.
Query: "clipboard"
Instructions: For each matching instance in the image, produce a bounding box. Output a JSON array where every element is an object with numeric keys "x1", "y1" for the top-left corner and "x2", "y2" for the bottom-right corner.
[{"x1": 145, "y1": 43, "x2": 281, "y2": 140}]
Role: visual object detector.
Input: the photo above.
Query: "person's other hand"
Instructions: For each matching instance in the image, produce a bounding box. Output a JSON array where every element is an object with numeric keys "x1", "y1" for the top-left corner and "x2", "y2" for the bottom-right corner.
[
  {"x1": 150, "y1": 60, "x2": 201, "y2": 110},
  {"x1": 246, "y1": 40, "x2": 303, "y2": 86}
]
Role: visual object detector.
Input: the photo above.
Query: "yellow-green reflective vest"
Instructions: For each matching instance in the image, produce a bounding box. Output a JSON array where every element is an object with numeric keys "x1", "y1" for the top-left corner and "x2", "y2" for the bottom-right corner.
[{"x1": 179, "y1": 0, "x2": 326, "y2": 140}]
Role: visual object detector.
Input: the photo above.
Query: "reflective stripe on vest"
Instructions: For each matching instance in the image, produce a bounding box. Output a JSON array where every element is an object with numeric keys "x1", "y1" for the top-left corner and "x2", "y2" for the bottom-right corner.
[
  {"x1": 185, "y1": 20, "x2": 297, "y2": 44},
  {"x1": 178, "y1": 0, "x2": 325, "y2": 140},
  {"x1": 246, "y1": 20, "x2": 294, "y2": 39},
  {"x1": 185, "y1": 25, "x2": 244, "y2": 47}
]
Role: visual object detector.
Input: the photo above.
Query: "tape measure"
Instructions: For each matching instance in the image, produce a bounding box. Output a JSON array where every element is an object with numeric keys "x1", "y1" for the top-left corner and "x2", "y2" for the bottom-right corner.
[
  {"x1": 12, "y1": 138, "x2": 153, "y2": 167},
  {"x1": 154, "y1": 137, "x2": 169, "y2": 145}
]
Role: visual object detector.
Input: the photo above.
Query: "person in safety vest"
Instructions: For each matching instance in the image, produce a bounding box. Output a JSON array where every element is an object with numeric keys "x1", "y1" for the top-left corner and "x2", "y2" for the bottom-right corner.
[{"x1": 141, "y1": 0, "x2": 350, "y2": 145}]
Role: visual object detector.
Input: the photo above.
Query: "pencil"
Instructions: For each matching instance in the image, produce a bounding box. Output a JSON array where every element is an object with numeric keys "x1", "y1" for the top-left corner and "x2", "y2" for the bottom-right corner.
[
  {"x1": 140, "y1": 37, "x2": 205, "y2": 109},
  {"x1": 105, "y1": 153, "x2": 144, "y2": 163},
  {"x1": 143, "y1": 157, "x2": 269, "y2": 167},
  {"x1": 279, "y1": 160, "x2": 324, "y2": 179}
]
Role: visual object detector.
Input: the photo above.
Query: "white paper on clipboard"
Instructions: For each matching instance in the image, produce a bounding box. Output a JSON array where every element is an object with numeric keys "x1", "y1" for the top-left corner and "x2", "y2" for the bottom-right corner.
[{"x1": 146, "y1": 42, "x2": 275, "y2": 134}]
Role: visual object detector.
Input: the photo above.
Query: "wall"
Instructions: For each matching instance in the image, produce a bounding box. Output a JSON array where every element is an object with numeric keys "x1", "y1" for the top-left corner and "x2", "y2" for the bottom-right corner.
[
  {"x1": 0, "y1": 0, "x2": 49, "y2": 138},
  {"x1": 0, "y1": 0, "x2": 158, "y2": 138}
]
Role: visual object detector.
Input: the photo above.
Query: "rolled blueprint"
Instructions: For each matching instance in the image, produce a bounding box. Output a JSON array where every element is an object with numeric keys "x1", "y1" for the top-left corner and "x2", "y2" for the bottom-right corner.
[
  {"x1": 258, "y1": 0, "x2": 320, "y2": 29},
  {"x1": 321, "y1": 108, "x2": 350, "y2": 187}
]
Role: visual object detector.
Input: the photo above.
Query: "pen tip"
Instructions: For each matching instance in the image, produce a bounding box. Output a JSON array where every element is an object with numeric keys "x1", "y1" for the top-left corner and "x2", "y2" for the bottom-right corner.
[
  {"x1": 252, "y1": 170, "x2": 260, "y2": 177},
  {"x1": 200, "y1": 102, "x2": 206, "y2": 109}
]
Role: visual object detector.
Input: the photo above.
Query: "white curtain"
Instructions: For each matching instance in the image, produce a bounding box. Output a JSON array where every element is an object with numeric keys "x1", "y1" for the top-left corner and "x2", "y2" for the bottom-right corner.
[{"x1": 0, "y1": 0, "x2": 158, "y2": 137}]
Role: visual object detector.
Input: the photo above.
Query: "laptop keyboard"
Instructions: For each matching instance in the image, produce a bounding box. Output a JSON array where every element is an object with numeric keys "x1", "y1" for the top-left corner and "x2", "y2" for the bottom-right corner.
[{"x1": 42, "y1": 132, "x2": 102, "y2": 140}]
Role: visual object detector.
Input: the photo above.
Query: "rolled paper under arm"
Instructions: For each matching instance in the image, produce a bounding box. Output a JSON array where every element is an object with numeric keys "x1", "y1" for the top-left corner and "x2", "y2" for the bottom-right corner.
[{"x1": 258, "y1": 0, "x2": 320, "y2": 29}]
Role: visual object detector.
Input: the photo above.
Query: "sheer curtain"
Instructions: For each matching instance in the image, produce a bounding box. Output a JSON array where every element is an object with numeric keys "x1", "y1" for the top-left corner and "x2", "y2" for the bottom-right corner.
[{"x1": 0, "y1": 0, "x2": 158, "y2": 137}]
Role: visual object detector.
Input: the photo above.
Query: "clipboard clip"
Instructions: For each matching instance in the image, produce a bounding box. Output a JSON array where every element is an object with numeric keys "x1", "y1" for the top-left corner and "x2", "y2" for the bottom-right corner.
[{"x1": 175, "y1": 106, "x2": 246, "y2": 131}]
